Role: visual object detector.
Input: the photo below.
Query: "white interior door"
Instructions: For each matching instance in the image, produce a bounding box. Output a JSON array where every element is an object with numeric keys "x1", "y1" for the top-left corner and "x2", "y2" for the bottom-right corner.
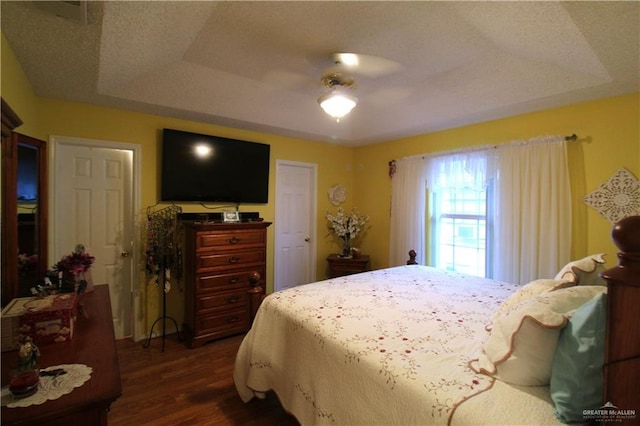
[
  {"x1": 50, "y1": 136, "x2": 139, "y2": 339},
  {"x1": 274, "y1": 160, "x2": 317, "y2": 292}
]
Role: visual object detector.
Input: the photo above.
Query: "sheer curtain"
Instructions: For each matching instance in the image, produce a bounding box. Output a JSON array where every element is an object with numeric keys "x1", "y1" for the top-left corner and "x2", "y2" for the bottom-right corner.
[
  {"x1": 425, "y1": 150, "x2": 492, "y2": 192},
  {"x1": 491, "y1": 136, "x2": 572, "y2": 284},
  {"x1": 389, "y1": 157, "x2": 427, "y2": 266}
]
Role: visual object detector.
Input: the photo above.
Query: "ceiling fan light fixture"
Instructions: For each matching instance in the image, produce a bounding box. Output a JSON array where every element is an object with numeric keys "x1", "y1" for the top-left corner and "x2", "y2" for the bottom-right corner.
[{"x1": 318, "y1": 91, "x2": 358, "y2": 121}]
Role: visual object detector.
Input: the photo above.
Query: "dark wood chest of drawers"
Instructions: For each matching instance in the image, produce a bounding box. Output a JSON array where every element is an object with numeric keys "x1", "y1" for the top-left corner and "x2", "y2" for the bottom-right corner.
[{"x1": 183, "y1": 221, "x2": 271, "y2": 348}]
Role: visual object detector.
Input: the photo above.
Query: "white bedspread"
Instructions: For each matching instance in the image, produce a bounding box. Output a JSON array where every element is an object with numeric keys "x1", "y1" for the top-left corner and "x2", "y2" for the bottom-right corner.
[{"x1": 234, "y1": 265, "x2": 562, "y2": 425}]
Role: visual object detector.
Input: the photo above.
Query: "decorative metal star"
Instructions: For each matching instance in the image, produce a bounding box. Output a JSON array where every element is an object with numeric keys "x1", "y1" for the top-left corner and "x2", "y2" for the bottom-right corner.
[{"x1": 583, "y1": 168, "x2": 640, "y2": 223}]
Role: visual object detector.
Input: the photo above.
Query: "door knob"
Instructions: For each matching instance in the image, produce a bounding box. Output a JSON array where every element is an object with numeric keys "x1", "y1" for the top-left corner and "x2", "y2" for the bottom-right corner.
[
  {"x1": 305, "y1": 237, "x2": 311, "y2": 242},
  {"x1": 121, "y1": 250, "x2": 130, "y2": 257}
]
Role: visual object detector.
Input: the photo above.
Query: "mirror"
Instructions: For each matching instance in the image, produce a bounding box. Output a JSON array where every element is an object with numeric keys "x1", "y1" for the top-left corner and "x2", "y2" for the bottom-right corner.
[
  {"x1": 16, "y1": 138, "x2": 47, "y2": 297},
  {"x1": 1, "y1": 99, "x2": 48, "y2": 306}
]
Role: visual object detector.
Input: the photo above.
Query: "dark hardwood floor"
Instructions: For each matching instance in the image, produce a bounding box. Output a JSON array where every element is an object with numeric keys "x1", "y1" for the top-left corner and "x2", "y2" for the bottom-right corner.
[{"x1": 109, "y1": 333, "x2": 298, "y2": 426}]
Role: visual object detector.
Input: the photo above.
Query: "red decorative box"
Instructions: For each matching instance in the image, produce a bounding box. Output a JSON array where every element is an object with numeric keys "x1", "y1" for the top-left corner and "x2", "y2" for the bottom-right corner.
[{"x1": 17, "y1": 293, "x2": 78, "y2": 345}]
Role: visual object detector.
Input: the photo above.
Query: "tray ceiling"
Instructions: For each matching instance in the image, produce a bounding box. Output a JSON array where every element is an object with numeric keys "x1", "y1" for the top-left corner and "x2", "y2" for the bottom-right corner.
[{"x1": 2, "y1": 1, "x2": 638, "y2": 146}]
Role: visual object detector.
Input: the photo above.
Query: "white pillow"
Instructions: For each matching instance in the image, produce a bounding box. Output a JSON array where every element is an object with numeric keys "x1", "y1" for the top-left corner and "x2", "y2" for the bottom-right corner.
[
  {"x1": 554, "y1": 254, "x2": 607, "y2": 285},
  {"x1": 490, "y1": 279, "x2": 574, "y2": 325},
  {"x1": 471, "y1": 286, "x2": 607, "y2": 386}
]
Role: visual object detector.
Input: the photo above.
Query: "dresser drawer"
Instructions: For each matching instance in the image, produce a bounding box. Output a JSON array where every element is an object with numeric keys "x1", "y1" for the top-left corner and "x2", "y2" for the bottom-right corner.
[
  {"x1": 196, "y1": 269, "x2": 265, "y2": 293},
  {"x1": 196, "y1": 229, "x2": 265, "y2": 251},
  {"x1": 183, "y1": 221, "x2": 271, "y2": 348},
  {"x1": 193, "y1": 308, "x2": 249, "y2": 337},
  {"x1": 195, "y1": 289, "x2": 247, "y2": 314},
  {"x1": 196, "y1": 249, "x2": 266, "y2": 272}
]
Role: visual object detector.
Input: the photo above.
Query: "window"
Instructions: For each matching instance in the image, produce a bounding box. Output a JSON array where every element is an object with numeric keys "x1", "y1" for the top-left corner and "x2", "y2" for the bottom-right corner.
[
  {"x1": 432, "y1": 186, "x2": 489, "y2": 277},
  {"x1": 392, "y1": 136, "x2": 570, "y2": 283},
  {"x1": 426, "y1": 152, "x2": 491, "y2": 277}
]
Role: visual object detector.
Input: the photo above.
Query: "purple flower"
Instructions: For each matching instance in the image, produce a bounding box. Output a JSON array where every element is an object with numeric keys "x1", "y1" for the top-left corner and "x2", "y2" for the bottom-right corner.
[{"x1": 53, "y1": 251, "x2": 95, "y2": 274}]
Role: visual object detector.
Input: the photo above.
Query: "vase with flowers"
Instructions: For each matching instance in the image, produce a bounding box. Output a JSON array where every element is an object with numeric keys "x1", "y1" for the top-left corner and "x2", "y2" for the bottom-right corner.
[
  {"x1": 326, "y1": 207, "x2": 370, "y2": 258},
  {"x1": 53, "y1": 244, "x2": 95, "y2": 293}
]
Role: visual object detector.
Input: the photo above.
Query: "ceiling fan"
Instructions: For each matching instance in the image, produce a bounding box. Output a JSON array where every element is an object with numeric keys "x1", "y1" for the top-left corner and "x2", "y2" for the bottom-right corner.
[{"x1": 317, "y1": 52, "x2": 403, "y2": 121}]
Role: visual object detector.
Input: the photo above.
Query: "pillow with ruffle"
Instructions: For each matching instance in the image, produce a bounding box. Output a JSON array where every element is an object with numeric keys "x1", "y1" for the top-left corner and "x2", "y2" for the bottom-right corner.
[
  {"x1": 470, "y1": 286, "x2": 607, "y2": 386},
  {"x1": 554, "y1": 254, "x2": 607, "y2": 285},
  {"x1": 550, "y1": 292, "x2": 606, "y2": 423},
  {"x1": 490, "y1": 279, "x2": 574, "y2": 326}
]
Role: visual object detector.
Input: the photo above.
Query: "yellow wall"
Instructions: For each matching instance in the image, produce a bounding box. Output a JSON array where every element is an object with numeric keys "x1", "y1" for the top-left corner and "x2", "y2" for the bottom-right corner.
[
  {"x1": 354, "y1": 93, "x2": 640, "y2": 269},
  {"x1": 1, "y1": 33, "x2": 39, "y2": 137},
  {"x1": 32, "y1": 99, "x2": 357, "y2": 326},
  {"x1": 4, "y1": 29, "x2": 639, "y2": 334},
  {"x1": 2, "y1": 31, "x2": 356, "y2": 329}
]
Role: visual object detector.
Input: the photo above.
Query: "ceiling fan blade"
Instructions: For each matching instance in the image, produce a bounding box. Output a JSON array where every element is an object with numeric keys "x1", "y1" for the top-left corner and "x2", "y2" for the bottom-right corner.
[{"x1": 332, "y1": 52, "x2": 403, "y2": 78}]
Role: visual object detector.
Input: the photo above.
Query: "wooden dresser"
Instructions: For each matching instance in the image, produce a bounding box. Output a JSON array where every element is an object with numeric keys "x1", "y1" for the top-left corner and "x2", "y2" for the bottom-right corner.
[
  {"x1": 1, "y1": 285, "x2": 122, "y2": 425},
  {"x1": 183, "y1": 221, "x2": 272, "y2": 348}
]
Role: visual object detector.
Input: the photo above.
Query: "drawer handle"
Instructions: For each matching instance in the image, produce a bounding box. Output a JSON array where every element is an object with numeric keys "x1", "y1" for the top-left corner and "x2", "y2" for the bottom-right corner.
[
  {"x1": 227, "y1": 277, "x2": 240, "y2": 284},
  {"x1": 227, "y1": 296, "x2": 240, "y2": 304},
  {"x1": 227, "y1": 256, "x2": 240, "y2": 264},
  {"x1": 227, "y1": 316, "x2": 239, "y2": 323},
  {"x1": 227, "y1": 236, "x2": 241, "y2": 244}
]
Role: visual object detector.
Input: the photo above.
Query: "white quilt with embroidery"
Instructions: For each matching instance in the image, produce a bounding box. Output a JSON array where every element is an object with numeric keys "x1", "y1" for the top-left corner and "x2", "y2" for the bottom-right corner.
[{"x1": 234, "y1": 265, "x2": 562, "y2": 425}]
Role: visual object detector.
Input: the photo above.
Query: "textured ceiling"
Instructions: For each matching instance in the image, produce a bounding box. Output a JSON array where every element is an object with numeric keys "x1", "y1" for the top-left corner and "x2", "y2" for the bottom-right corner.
[{"x1": 2, "y1": 1, "x2": 639, "y2": 146}]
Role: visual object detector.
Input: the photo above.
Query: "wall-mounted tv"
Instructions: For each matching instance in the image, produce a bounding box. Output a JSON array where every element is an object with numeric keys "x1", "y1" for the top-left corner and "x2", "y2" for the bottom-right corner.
[{"x1": 161, "y1": 128, "x2": 270, "y2": 204}]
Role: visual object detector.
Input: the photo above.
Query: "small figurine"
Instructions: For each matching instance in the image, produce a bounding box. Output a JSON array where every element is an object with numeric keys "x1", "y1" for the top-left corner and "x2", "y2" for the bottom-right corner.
[
  {"x1": 9, "y1": 336, "x2": 41, "y2": 398},
  {"x1": 17, "y1": 336, "x2": 40, "y2": 371}
]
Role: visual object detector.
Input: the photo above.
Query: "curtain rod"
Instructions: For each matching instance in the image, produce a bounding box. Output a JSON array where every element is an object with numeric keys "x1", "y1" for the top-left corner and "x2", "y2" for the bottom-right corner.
[
  {"x1": 394, "y1": 134, "x2": 579, "y2": 163},
  {"x1": 388, "y1": 134, "x2": 579, "y2": 176}
]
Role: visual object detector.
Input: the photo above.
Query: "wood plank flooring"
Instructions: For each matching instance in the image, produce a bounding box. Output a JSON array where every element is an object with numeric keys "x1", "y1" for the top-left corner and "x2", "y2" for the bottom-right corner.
[{"x1": 109, "y1": 333, "x2": 298, "y2": 426}]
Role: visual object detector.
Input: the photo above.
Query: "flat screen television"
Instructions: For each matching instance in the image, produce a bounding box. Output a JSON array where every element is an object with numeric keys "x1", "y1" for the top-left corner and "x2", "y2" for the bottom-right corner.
[{"x1": 161, "y1": 128, "x2": 270, "y2": 204}]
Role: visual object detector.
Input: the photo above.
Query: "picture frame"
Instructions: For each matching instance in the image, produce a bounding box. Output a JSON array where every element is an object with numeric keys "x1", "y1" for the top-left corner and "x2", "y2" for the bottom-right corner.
[{"x1": 223, "y1": 211, "x2": 240, "y2": 223}]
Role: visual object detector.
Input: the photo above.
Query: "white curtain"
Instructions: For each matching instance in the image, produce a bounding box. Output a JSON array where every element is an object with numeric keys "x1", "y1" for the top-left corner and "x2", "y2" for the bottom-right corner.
[
  {"x1": 491, "y1": 136, "x2": 572, "y2": 284},
  {"x1": 389, "y1": 156, "x2": 427, "y2": 266},
  {"x1": 389, "y1": 135, "x2": 572, "y2": 284}
]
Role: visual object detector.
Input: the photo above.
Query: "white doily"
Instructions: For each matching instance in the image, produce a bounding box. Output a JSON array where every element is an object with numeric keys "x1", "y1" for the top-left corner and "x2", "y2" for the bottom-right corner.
[
  {"x1": 328, "y1": 184, "x2": 346, "y2": 206},
  {"x1": 1, "y1": 364, "x2": 92, "y2": 408},
  {"x1": 583, "y1": 167, "x2": 640, "y2": 223}
]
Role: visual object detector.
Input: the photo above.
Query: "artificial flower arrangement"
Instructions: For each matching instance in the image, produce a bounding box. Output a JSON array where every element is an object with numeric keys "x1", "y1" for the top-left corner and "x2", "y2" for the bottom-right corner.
[
  {"x1": 51, "y1": 244, "x2": 95, "y2": 294},
  {"x1": 326, "y1": 207, "x2": 370, "y2": 257},
  {"x1": 54, "y1": 244, "x2": 95, "y2": 275}
]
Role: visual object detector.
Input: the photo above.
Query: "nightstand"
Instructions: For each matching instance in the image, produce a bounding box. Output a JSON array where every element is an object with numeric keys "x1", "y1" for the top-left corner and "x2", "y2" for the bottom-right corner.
[{"x1": 327, "y1": 254, "x2": 370, "y2": 278}]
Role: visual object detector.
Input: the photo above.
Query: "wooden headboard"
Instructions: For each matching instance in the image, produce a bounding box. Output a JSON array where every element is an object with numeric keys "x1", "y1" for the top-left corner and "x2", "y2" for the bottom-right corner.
[{"x1": 601, "y1": 215, "x2": 640, "y2": 423}]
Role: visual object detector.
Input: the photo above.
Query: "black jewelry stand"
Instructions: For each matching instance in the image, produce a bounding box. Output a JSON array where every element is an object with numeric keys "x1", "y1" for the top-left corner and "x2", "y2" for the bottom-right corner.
[
  {"x1": 142, "y1": 258, "x2": 181, "y2": 352},
  {"x1": 143, "y1": 203, "x2": 183, "y2": 352}
]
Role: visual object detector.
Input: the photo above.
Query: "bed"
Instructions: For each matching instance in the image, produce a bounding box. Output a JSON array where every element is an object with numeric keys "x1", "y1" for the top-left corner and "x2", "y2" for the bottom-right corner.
[{"x1": 234, "y1": 216, "x2": 640, "y2": 425}]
